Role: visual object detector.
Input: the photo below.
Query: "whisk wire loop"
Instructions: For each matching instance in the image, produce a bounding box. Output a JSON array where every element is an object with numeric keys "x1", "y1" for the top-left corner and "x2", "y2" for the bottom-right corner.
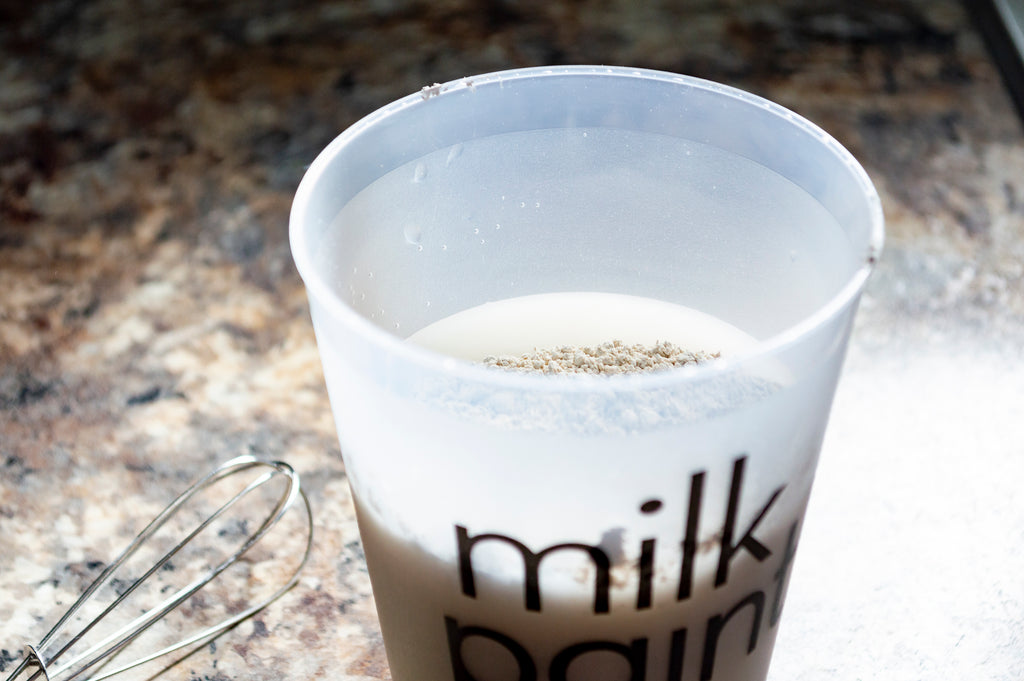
[{"x1": 5, "y1": 455, "x2": 314, "y2": 681}]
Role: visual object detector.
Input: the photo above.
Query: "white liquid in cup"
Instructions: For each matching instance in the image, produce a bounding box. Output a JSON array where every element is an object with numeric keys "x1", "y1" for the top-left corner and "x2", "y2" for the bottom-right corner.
[
  {"x1": 406, "y1": 291, "x2": 758, "y2": 362},
  {"x1": 339, "y1": 294, "x2": 805, "y2": 681}
]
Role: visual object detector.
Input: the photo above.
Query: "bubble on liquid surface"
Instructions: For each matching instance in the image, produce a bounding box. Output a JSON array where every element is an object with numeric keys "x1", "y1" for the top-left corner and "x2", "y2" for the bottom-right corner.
[
  {"x1": 445, "y1": 144, "x2": 463, "y2": 167},
  {"x1": 404, "y1": 224, "x2": 422, "y2": 246},
  {"x1": 413, "y1": 162, "x2": 427, "y2": 183}
]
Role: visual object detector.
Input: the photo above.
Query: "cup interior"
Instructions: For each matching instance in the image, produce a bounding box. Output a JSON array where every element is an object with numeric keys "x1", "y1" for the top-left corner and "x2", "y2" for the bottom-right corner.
[{"x1": 291, "y1": 66, "x2": 883, "y2": 362}]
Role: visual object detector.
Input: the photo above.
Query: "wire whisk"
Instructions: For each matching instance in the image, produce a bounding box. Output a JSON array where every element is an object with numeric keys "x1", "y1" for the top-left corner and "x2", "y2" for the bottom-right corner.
[{"x1": 4, "y1": 455, "x2": 314, "y2": 681}]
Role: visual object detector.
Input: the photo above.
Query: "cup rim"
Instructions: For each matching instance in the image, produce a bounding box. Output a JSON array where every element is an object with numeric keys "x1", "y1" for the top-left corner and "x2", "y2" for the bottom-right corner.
[{"x1": 290, "y1": 65, "x2": 885, "y2": 393}]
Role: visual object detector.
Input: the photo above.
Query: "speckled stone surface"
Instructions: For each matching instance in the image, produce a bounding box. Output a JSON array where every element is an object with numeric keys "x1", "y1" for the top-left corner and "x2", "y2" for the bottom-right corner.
[{"x1": 1, "y1": 1, "x2": 1023, "y2": 680}]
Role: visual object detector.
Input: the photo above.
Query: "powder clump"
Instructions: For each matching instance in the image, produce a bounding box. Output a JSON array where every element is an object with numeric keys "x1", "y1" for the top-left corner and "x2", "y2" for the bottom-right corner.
[{"x1": 482, "y1": 340, "x2": 719, "y2": 375}]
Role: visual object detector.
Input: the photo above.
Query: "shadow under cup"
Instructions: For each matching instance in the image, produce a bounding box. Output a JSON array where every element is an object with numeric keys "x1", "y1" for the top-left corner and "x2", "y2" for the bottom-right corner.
[{"x1": 290, "y1": 67, "x2": 883, "y2": 681}]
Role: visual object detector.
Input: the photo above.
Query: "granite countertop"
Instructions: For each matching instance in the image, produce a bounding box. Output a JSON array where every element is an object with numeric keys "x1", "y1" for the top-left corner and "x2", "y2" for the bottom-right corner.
[{"x1": 2, "y1": 1, "x2": 1023, "y2": 680}]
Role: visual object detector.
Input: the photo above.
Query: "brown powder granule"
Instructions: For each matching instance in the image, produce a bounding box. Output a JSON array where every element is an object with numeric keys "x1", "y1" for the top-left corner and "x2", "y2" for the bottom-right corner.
[{"x1": 482, "y1": 340, "x2": 720, "y2": 375}]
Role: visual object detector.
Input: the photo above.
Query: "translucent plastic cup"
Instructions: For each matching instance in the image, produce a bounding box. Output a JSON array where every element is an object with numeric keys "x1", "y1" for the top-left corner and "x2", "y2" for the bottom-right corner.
[{"x1": 290, "y1": 66, "x2": 883, "y2": 681}]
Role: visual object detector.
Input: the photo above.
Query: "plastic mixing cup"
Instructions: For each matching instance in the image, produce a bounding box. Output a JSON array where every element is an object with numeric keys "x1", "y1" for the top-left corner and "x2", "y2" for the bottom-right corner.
[{"x1": 290, "y1": 66, "x2": 883, "y2": 681}]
